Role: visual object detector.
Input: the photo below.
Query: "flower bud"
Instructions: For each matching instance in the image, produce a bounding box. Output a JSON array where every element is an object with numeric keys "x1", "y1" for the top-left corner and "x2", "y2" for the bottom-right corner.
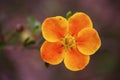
[{"x1": 16, "y1": 24, "x2": 24, "y2": 32}]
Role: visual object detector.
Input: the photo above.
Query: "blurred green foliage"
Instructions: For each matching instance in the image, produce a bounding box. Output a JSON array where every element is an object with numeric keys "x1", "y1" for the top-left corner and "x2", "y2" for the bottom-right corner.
[
  {"x1": 23, "y1": 37, "x2": 35, "y2": 47},
  {"x1": 0, "y1": 42, "x2": 6, "y2": 49},
  {"x1": 28, "y1": 16, "x2": 41, "y2": 33},
  {"x1": 9, "y1": 32, "x2": 20, "y2": 45}
]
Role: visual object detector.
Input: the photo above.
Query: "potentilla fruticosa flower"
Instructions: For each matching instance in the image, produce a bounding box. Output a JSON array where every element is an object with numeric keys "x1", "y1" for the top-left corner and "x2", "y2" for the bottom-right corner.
[{"x1": 40, "y1": 12, "x2": 101, "y2": 71}]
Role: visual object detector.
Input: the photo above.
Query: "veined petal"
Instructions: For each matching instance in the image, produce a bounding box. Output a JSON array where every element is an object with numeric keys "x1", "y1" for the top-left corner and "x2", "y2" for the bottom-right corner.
[
  {"x1": 40, "y1": 41, "x2": 64, "y2": 65},
  {"x1": 64, "y1": 47, "x2": 90, "y2": 71},
  {"x1": 68, "y1": 12, "x2": 93, "y2": 37},
  {"x1": 42, "y1": 16, "x2": 68, "y2": 42},
  {"x1": 76, "y1": 28, "x2": 101, "y2": 55}
]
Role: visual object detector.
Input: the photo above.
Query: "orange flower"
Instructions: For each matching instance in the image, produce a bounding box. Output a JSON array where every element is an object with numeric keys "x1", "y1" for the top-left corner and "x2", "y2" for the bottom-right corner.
[{"x1": 40, "y1": 12, "x2": 101, "y2": 71}]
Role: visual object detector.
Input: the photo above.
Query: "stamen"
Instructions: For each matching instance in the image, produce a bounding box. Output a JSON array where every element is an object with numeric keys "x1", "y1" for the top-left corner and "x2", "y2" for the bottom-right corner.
[{"x1": 61, "y1": 34, "x2": 76, "y2": 50}]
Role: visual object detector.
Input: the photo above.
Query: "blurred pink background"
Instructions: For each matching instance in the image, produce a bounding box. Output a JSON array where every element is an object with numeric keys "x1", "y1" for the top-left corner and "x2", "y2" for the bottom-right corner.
[{"x1": 0, "y1": 0, "x2": 120, "y2": 80}]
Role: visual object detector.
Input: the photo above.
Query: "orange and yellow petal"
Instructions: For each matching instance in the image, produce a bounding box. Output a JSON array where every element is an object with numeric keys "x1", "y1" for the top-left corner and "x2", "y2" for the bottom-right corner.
[
  {"x1": 68, "y1": 12, "x2": 93, "y2": 37},
  {"x1": 42, "y1": 16, "x2": 68, "y2": 42},
  {"x1": 40, "y1": 41, "x2": 64, "y2": 65},
  {"x1": 76, "y1": 28, "x2": 101, "y2": 55},
  {"x1": 64, "y1": 47, "x2": 90, "y2": 71}
]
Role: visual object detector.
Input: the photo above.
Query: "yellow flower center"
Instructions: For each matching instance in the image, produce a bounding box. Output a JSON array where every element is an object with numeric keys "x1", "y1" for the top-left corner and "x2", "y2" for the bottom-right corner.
[{"x1": 61, "y1": 34, "x2": 76, "y2": 51}]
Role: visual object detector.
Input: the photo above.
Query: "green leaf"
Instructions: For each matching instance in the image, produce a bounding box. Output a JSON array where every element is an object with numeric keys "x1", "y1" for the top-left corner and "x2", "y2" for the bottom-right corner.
[
  {"x1": 28, "y1": 16, "x2": 41, "y2": 35},
  {"x1": 28, "y1": 16, "x2": 40, "y2": 30},
  {"x1": 66, "y1": 11, "x2": 73, "y2": 19},
  {"x1": 44, "y1": 62, "x2": 50, "y2": 68},
  {"x1": 23, "y1": 37, "x2": 35, "y2": 47}
]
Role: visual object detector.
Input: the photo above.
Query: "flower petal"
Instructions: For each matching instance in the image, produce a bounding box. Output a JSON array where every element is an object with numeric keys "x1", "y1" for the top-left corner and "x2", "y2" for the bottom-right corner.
[
  {"x1": 68, "y1": 12, "x2": 93, "y2": 37},
  {"x1": 40, "y1": 41, "x2": 64, "y2": 65},
  {"x1": 76, "y1": 28, "x2": 101, "y2": 55},
  {"x1": 42, "y1": 16, "x2": 68, "y2": 42},
  {"x1": 64, "y1": 47, "x2": 90, "y2": 71}
]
